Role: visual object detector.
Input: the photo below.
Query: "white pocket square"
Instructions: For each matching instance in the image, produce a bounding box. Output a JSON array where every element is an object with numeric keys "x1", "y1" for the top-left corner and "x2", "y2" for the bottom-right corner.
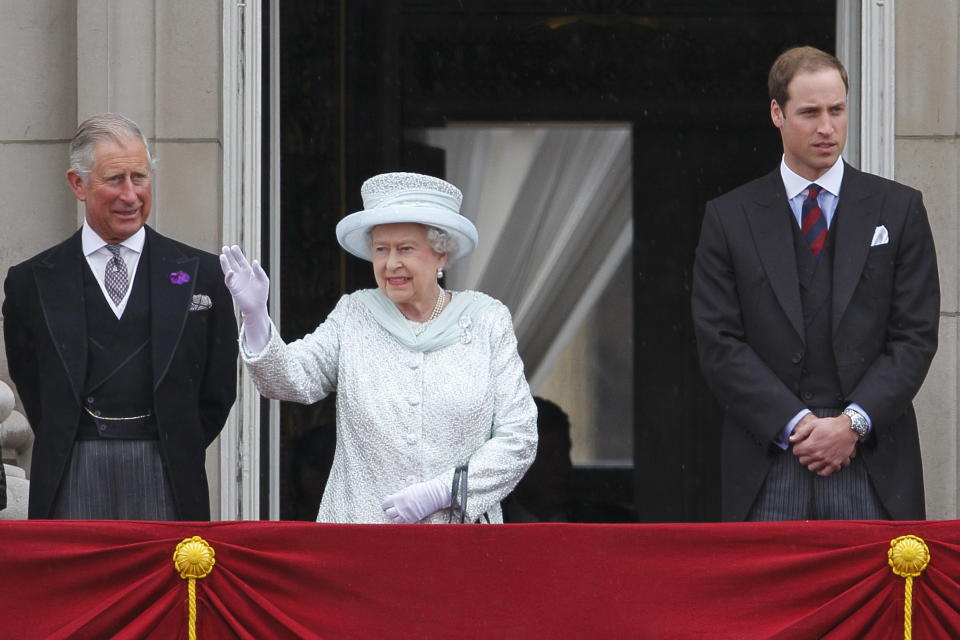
[
  {"x1": 870, "y1": 225, "x2": 889, "y2": 247},
  {"x1": 190, "y1": 293, "x2": 213, "y2": 311}
]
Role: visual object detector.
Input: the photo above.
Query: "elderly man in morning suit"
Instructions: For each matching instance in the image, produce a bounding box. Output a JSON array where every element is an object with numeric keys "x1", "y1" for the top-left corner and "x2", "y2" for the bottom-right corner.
[
  {"x1": 692, "y1": 47, "x2": 939, "y2": 521},
  {"x1": 3, "y1": 113, "x2": 237, "y2": 520}
]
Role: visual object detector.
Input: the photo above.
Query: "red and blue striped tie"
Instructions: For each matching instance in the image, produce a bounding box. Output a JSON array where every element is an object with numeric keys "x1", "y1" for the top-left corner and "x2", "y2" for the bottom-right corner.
[{"x1": 801, "y1": 184, "x2": 827, "y2": 256}]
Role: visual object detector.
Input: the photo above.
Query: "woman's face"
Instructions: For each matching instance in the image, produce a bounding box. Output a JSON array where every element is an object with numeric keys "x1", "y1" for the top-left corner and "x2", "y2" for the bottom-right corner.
[{"x1": 370, "y1": 223, "x2": 447, "y2": 315}]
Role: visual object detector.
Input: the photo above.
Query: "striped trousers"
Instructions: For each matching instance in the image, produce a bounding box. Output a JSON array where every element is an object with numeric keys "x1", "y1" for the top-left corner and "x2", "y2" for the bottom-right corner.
[
  {"x1": 747, "y1": 407, "x2": 887, "y2": 521},
  {"x1": 50, "y1": 439, "x2": 178, "y2": 520}
]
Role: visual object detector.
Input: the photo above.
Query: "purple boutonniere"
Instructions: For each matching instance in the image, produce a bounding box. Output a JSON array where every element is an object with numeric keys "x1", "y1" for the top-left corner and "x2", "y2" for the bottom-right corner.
[{"x1": 169, "y1": 270, "x2": 191, "y2": 285}]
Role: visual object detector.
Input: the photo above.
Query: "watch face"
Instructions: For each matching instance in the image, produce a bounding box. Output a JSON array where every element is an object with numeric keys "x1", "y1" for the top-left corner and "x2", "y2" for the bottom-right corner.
[{"x1": 844, "y1": 410, "x2": 868, "y2": 436}]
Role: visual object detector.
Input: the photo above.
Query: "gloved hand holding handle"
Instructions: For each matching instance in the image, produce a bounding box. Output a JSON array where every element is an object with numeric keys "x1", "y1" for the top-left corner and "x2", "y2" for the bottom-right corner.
[{"x1": 381, "y1": 477, "x2": 452, "y2": 524}]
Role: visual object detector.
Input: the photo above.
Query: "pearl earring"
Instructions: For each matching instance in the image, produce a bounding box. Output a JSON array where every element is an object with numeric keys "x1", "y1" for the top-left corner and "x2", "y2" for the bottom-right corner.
[{"x1": 437, "y1": 267, "x2": 444, "y2": 279}]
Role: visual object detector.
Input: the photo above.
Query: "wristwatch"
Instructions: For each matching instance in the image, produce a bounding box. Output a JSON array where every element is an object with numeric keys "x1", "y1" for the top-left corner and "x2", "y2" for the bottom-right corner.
[{"x1": 842, "y1": 408, "x2": 869, "y2": 439}]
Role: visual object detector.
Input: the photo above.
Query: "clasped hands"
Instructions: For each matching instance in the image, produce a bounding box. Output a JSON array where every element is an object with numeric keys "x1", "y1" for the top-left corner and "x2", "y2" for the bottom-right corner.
[{"x1": 788, "y1": 413, "x2": 859, "y2": 477}]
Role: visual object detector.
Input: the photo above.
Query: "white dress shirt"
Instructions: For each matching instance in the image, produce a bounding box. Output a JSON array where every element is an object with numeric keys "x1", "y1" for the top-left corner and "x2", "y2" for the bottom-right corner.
[
  {"x1": 776, "y1": 156, "x2": 872, "y2": 446},
  {"x1": 780, "y1": 155, "x2": 844, "y2": 228},
  {"x1": 81, "y1": 222, "x2": 146, "y2": 319}
]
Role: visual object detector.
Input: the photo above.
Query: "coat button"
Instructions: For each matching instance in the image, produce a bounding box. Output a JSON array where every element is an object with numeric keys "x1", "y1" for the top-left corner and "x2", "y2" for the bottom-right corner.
[
  {"x1": 802, "y1": 391, "x2": 813, "y2": 400},
  {"x1": 792, "y1": 352, "x2": 803, "y2": 364},
  {"x1": 409, "y1": 397, "x2": 420, "y2": 406},
  {"x1": 86, "y1": 396, "x2": 95, "y2": 404}
]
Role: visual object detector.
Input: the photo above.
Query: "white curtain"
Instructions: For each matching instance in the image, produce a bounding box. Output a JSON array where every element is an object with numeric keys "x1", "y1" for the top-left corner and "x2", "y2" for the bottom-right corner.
[{"x1": 423, "y1": 126, "x2": 632, "y2": 387}]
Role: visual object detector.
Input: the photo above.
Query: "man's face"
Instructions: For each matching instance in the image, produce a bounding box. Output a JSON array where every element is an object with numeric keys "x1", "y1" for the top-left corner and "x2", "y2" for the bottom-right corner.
[
  {"x1": 67, "y1": 137, "x2": 153, "y2": 243},
  {"x1": 770, "y1": 68, "x2": 848, "y2": 181}
]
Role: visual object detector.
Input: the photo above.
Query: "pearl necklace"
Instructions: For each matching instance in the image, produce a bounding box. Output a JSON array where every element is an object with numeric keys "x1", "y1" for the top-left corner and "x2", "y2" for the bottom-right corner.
[{"x1": 427, "y1": 288, "x2": 446, "y2": 323}]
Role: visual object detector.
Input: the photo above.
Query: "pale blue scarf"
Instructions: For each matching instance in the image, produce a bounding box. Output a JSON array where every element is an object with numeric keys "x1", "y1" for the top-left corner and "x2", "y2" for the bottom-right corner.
[{"x1": 355, "y1": 288, "x2": 494, "y2": 352}]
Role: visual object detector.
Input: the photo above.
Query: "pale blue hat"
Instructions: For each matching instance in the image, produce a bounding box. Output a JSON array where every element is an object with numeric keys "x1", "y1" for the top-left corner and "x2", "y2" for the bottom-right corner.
[{"x1": 336, "y1": 172, "x2": 479, "y2": 262}]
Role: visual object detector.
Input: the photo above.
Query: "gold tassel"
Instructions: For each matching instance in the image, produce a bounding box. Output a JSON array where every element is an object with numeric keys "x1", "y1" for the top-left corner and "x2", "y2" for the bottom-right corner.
[
  {"x1": 174, "y1": 536, "x2": 216, "y2": 640},
  {"x1": 888, "y1": 535, "x2": 930, "y2": 640}
]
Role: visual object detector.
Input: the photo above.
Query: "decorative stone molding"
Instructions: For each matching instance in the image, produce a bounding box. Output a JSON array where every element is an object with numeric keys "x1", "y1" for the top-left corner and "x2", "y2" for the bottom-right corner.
[
  {"x1": 836, "y1": 0, "x2": 895, "y2": 177},
  {"x1": 836, "y1": 0, "x2": 861, "y2": 168},
  {"x1": 221, "y1": 0, "x2": 263, "y2": 520},
  {"x1": 859, "y1": 0, "x2": 896, "y2": 178}
]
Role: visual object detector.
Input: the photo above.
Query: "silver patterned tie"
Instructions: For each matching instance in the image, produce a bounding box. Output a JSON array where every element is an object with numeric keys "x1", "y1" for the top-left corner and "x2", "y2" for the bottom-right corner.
[{"x1": 104, "y1": 244, "x2": 129, "y2": 305}]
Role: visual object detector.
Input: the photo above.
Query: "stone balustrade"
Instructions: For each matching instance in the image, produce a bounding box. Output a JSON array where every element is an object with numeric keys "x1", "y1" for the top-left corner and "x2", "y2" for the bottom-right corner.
[{"x1": 0, "y1": 379, "x2": 32, "y2": 519}]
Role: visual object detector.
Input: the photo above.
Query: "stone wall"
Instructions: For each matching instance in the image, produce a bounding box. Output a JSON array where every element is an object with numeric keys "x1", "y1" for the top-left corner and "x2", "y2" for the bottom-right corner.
[
  {"x1": 897, "y1": 0, "x2": 960, "y2": 519},
  {"x1": 1, "y1": 2, "x2": 957, "y2": 520},
  {"x1": 0, "y1": 2, "x2": 79, "y2": 394},
  {"x1": 0, "y1": 1, "x2": 225, "y2": 517}
]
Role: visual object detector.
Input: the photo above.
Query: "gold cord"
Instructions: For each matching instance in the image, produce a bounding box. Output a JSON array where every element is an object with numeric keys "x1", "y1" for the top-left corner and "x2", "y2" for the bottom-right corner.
[
  {"x1": 174, "y1": 536, "x2": 216, "y2": 640},
  {"x1": 888, "y1": 535, "x2": 930, "y2": 640}
]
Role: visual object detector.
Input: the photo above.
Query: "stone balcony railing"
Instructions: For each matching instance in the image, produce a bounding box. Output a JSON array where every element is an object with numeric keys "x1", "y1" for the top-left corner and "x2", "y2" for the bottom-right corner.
[{"x1": 0, "y1": 379, "x2": 32, "y2": 519}]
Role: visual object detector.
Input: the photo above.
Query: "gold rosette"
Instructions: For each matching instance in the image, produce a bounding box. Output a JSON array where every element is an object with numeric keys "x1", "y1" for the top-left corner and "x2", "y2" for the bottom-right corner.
[
  {"x1": 888, "y1": 535, "x2": 930, "y2": 578},
  {"x1": 175, "y1": 536, "x2": 216, "y2": 579},
  {"x1": 173, "y1": 536, "x2": 216, "y2": 640},
  {"x1": 888, "y1": 535, "x2": 930, "y2": 640}
]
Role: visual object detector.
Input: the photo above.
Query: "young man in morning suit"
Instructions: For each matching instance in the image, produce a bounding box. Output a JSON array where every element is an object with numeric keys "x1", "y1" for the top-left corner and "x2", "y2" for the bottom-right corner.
[
  {"x1": 3, "y1": 113, "x2": 238, "y2": 520},
  {"x1": 692, "y1": 47, "x2": 939, "y2": 521}
]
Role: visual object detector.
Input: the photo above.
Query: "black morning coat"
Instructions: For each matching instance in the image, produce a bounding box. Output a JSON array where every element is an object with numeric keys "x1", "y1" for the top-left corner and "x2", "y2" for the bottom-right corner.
[
  {"x1": 3, "y1": 226, "x2": 238, "y2": 519},
  {"x1": 692, "y1": 163, "x2": 939, "y2": 521}
]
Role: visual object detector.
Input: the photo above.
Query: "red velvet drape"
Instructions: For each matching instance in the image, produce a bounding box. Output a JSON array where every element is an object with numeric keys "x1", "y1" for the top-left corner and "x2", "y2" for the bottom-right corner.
[{"x1": 1, "y1": 520, "x2": 958, "y2": 639}]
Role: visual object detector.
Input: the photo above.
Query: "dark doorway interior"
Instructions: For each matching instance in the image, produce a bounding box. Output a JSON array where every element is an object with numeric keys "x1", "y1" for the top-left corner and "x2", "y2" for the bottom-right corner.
[{"x1": 274, "y1": 1, "x2": 835, "y2": 522}]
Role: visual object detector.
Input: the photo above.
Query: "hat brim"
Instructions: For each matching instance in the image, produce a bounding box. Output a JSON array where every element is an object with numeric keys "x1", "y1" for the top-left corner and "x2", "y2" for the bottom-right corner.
[{"x1": 335, "y1": 204, "x2": 479, "y2": 262}]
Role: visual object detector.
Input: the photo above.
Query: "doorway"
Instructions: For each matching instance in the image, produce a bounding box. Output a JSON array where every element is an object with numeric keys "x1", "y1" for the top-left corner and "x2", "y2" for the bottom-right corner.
[{"x1": 272, "y1": 0, "x2": 836, "y2": 522}]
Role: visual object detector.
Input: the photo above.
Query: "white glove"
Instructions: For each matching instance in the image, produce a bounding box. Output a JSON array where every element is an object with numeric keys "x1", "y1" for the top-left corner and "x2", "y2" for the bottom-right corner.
[
  {"x1": 382, "y1": 477, "x2": 451, "y2": 524},
  {"x1": 219, "y1": 245, "x2": 271, "y2": 354}
]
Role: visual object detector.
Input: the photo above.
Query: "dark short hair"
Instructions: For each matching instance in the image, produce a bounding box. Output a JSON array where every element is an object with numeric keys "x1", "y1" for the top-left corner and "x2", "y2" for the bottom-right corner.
[{"x1": 768, "y1": 46, "x2": 849, "y2": 108}]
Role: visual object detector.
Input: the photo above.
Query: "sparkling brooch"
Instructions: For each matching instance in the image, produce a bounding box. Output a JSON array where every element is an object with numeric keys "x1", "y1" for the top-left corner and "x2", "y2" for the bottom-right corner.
[{"x1": 459, "y1": 316, "x2": 472, "y2": 344}]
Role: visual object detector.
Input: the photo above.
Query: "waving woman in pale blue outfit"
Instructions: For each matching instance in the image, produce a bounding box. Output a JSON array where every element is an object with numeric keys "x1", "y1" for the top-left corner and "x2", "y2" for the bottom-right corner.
[{"x1": 220, "y1": 173, "x2": 537, "y2": 524}]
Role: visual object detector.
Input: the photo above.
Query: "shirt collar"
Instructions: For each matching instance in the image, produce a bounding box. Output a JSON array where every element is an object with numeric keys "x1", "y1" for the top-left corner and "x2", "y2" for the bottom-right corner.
[
  {"x1": 779, "y1": 155, "x2": 844, "y2": 200},
  {"x1": 81, "y1": 221, "x2": 146, "y2": 257}
]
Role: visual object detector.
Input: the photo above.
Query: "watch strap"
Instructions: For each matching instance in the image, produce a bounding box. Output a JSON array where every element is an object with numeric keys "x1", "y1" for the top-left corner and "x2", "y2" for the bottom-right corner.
[{"x1": 843, "y1": 408, "x2": 869, "y2": 438}]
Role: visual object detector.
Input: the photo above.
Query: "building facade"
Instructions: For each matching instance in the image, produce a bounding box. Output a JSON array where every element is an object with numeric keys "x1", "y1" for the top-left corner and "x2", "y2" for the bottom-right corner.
[{"x1": 0, "y1": 1, "x2": 957, "y2": 520}]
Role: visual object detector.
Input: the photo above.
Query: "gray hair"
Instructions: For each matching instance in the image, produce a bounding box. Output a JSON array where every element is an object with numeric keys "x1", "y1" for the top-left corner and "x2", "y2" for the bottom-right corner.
[
  {"x1": 69, "y1": 113, "x2": 155, "y2": 181},
  {"x1": 425, "y1": 226, "x2": 458, "y2": 256},
  {"x1": 366, "y1": 224, "x2": 459, "y2": 257}
]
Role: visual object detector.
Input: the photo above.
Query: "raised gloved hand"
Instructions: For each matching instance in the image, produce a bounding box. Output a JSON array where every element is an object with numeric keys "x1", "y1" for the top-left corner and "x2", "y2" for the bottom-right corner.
[
  {"x1": 382, "y1": 477, "x2": 451, "y2": 524},
  {"x1": 219, "y1": 245, "x2": 271, "y2": 353}
]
